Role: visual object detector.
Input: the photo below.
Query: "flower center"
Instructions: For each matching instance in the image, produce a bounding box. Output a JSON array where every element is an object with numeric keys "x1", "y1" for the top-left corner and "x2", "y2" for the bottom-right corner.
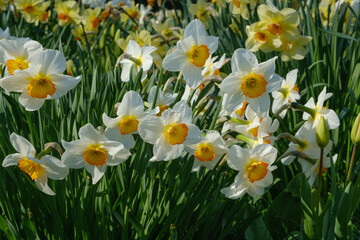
[
  {"x1": 18, "y1": 158, "x2": 40, "y2": 180},
  {"x1": 164, "y1": 123, "x2": 188, "y2": 145},
  {"x1": 195, "y1": 143, "x2": 215, "y2": 162},
  {"x1": 267, "y1": 23, "x2": 282, "y2": 35},
  {"x1": 23, "y1": 5, "x2": 34, "y2": 13},
  {"x1": 83, "y1": 144, "x2": 108, "y2": 167},
  {"x1": 157, "y1": 105, "x2": 169, "y2": 116},
  {"x1": 189, "y1": 44, "x2": 210, "y2": 67},
  {"x1": 119, "y1": 115, "x2": 139, "y2": 135},
  {"x1": 279, "y1": 87, "x2": 290, "y2": 99},
  {"x1": 235, "y1": 101, "x2": 248, "y2": 118},
  {"x1": 26, "y1": 76, "x2": 56, "y2": 99},
  {"x1": 58, "y1": 12, "x2": 69, "y2": 22},
  {"x1": 246, "y1": 159, "x2": 269, "y2": 183},
  {"x1": 241, "y1": 73, "x2": 267, "y2": 98},
  {"x1": 297, "y1": 139, "x2": 309, "y2": 152},
  {"x1": 6, "y1": 59, "x2": 29, "y2": 75},
  {"x1": 255, "y1": 32, "x2": 267, "y2": 43},
  {"x1": 92, "y1": 17, "x2": 100, "y2": 29}
]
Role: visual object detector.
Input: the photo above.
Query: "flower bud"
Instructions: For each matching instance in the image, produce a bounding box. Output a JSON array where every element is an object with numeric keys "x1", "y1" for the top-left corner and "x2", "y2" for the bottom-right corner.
[
  {"x1": 351, "y1": 113, "x2": 360, "y2": 145},
  {"x1": 316, "y1": 116, "x2": 330, "y2": 148}
]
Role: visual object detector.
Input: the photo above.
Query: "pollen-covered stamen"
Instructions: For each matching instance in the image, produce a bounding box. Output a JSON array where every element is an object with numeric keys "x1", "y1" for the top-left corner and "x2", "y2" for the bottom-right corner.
[
  {"x1": 195, "y1": 143, "x2": 215, "y2": 162},
  {"x1": 6, "y1": 59, "x2": 29, "y2": 75},
  {"x1": 58, "y1": 12, "x2": 69, "y2": 22},
  {"x1": 164, "y1": 123, "x2": 189, "y2": 145},
  {"x1": 156, "y1": 105, "x2": 169, "y2": 116},
  {"x1": 23, "y1": 5, "x2": 35, "y2": 13},
  {"x1": 255, "y1": 32, "x2": 267, "y2": 43},
  {"x1": 26, "y1": 76, "x2": 56, "y2": 99},
  {"x1": 83, "y1": 144, "x2": 108, "y2": 167},
  {"x1": 92, "y1": 17, "x2": 100, "y2": 29},
  {"x1": 241, "y1": 73, "x2": 267, "y2": 98},
  {"x1": 18, "y1": 158, "x2": 40, "y2": 180},
  {"x1": 119, "y1": 115, "x2": 139, "y2": 135},
  {"x1": 246, "y1": 160, "x2": 269, "y2": 183},
  {"x1": 236, "y1": 101, "x2": 248, "y2": 118},
  {"x1": 189, "y1": 44, "x2": 210, "y2": 67},
  {"x1": 267, "y1": 23, "x2": 282, "y2": 35}
]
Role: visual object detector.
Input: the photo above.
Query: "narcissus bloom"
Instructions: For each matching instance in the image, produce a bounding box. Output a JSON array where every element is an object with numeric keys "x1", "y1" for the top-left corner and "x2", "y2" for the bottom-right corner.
[
  {"x1": 186, "y1": 130, "x2": 227, "y2": 172},
  {"x1": 272, "y1": 69, "x2": 300, "y2": 118},
  {"x1": 202, "y1": 54, "x2": 226, "y2": 77},
  {"x1": 280, "y1": 36, "x2": 313, "y2": 62},
  {"x1": 228, "y1": 0, "x2": 257, "y2": 20},
  {"x1": 303, "y1": 87, "x2": 340, "y2": 130},
  {"x1": 83, "y1": 7, "x2": 101, "y2": 32},
  {"x1": 245, "y1": 23, "x2": 282, "y2": 53},
  {"x1": 219, "y1": 48, "x2": 282, "y2": 113},
  {"x1": 61, "y1": 124, "x2": 131, "y2": 184},
  {"x1": 103, "y1": 91, "x2": 153, "y2": 149},
  {"x1": 82, "y1": 0, "x2": 106, "y2": 8},
  {"x1": 162, "y1": 19, "x2": 219, "y2": 88},
  {"x1": 147, "y1": 86, "x2": 178, "y2": 116},
  {"x1": 120, "y1": 40, "x2": 157, "y2": 82},
  {"x1": 139, "y1": 101, "x2": 201, "y2": 161},
  {"x1": 2, "y1": 133, "x2": 69, "y2": 195},
  {"x1": 221, "y1": 144, "x2": 277, "y2": 199},
  {"x1": 55, "y1": 1, "x2": 82, "y2": 26},
  {"x1": 0, "y1": 38, "x2": 42, "y2": 75},
  {"x1": 0, "y1": 49, "x2": 81, "y2": 111},
  {"x1": 14, "y1": 0, "x2": 43, "y2": 24}
]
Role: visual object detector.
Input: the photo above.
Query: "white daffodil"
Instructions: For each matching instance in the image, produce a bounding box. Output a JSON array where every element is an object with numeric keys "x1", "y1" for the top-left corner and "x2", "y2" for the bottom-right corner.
[
  {"x1": 281, "y1": 123, "x2": 320, "y2": 166},
  {"x1": 139, "y1": 101, "x2": 201, "y2": 161},
  {"x1": 0, "y1": 38, "x2": 42, "y2": 75},
  {"x1": 186, "y1": 130, "x2": 227, "y2": 172},
  {"x1": 2, "y1": 133, "x2": 69, "y2": 195},
  {"x1": 82, "y1": 0, "x2": 106, "y2": 8},
  {"x1": 111, "y1": 0, "x2": 131, "y2": 8},
  {"x1": 102, "y1": 91, "x2": 153, "y2": 149},
  {"x1": 162, "y1": 19, "x2": 219, "y2": 89},
  {"x1": 201, "y1": 54, "x2": 226, "y2": 77},
  {"x1": 0, "y1": 49, "x2": 81, "y2": 111},
  {"x1": 302, "y1": 87, "x2": 340, "y2": 130},
  {"x1": 120, "y1": 40, "x2": 157, "y2": 83},
  {"x1": 221, "y1": 144, "x2": 277, "y2": 199},
  {"x1": 147, "y1": 86, "x2": 178, "y2": 116},
  {"x1": 219, "y1": 48, "x2": 282, "y2": 113},
  {"x1": 0, "y1": 27, "x2": 10, "y2": 39},
  {"x1": 61, "y1": 124, "x2": 131, "y2": 184},
  {"x1": 272, "y1": 69, "x2": 300, "y2": 118}
]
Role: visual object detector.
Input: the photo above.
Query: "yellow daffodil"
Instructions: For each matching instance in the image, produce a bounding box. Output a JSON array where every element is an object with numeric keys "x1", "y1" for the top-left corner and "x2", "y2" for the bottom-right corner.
[
  {"x1": 55, "y1": 1, "x2": 82, "y2": 27},
  {"x1": 280, "y1": 35, "x2": 312, "y2": 61},
  {"x1": 83, "y1": 7, "x2": 101, "y2": 32}
]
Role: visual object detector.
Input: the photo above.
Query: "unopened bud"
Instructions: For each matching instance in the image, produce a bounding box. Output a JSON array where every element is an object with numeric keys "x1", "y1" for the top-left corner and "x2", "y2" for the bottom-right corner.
[
  {"x1": 316, "y1": 116, "x2": 330, "y2": 148},
  {"x1": 351, "y1": 113, "x2": 360, "y2": 145}
]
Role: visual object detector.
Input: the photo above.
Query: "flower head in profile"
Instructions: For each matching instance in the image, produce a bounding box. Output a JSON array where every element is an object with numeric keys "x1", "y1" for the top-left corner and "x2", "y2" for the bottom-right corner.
[
  {"x1": 219, "y1": 48, "x2": 282, "y2": 113},
  {"x1": 2, "y1": 133, "x2": 69, "y2": 195},
  {"x1": 272, "y1": 69, "x2": 300, "y2": 118},
  {"x1": 186, "y1": 130, "x2": 227, "y2": 172},
  {"x1": 221, "y1": 144, "x2": 277, "y2": 199},
  {"x1": 303, "y1": 87, "x2": 340, "y2": 130},
  {"x1": 201, "y1": 54, "x2": 226, "y2": 77},
  {"x1": 0, "y1": 49, "x2": 81, "y2": 111},
  {"x1": 147, "y1": 86, "x2": 178, "y2": 116},
  {"x1": 103, "y1": 91, "x2": 154, "y2": 149},
  {"x1": 280, "y1": 36, "x2": 313, "y2": 62},
  {"x1": 61, "y1": 124, "x2": 131, "y2": 184},
  {"x1": 162, "y1": 19, "x2": 219, "y2": 89},
  {"x1": 139, "y1": 101, "x2": 201, "y2": 161},
  {"x1": 83, "y1": 7, "x2": 102, "y2": 32},
  {"x1": 120, "y1": 40, "x2": 157, "y2": 82}
]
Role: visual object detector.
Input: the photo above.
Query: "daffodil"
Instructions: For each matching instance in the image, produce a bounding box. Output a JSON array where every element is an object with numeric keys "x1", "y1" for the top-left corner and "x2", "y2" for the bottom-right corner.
[
  {"x1": 55, "y1": 1, "x2": 82, "y2": 27},
  {"x1": 82, "y1": 0, "x2": 106, "y2": 8},
  {"x1": 14, "y1": 0, "x2": 43, "y2": 24},
  {"x1": 219, "y1": 48, "x2": 282, "y2": 113},
  {"x1": 0, "y1": 49, "x2": 81, "y2": 111},
  {"x1": 303, "y1": 87, "x2": 340, "y2": 130},
  {"x1": 119, "y1": 40, "x2": 157, "y2": 82},
  {"x1": 103, "y1": 91, "x2": 154, "y2": 149},
  {"x1": 61, "y1": 124, "x2": 131, "y2": 184},
  {"x1": 221, "y1": 144, "x2": 277, "y2": 199},
  {"x1": 272, "y1": 69, "x2": 300, "y2": 118},
  {"x1": 147, "y1": 86, "x2": 178, "y2": 116},
  {"x1": 0, "y1": 38, "x2": 42, "y2": 75},
  {"x1": 202, "y1": 54, "x2": 226, "y2": 77},
  {"x1": 138, "y1": 101, "x2": 201, "y2": 161},
  {"x1": 120, "y1": 1, "x2": 140, "y2": 23},
  {"x1": 186, "y1": 130, "x2": 227, "y2": 172},
  {"x1": 162, "y1": 19, "x2": 219, "y2": 89},
  {"x1": 280, "y1": 36, "x2": 312, "y2": 62},
  {"x1": 256, "y1": 4, "x2": 300, "y2": 42},
  {"x1": 83, "y1": 7, "x2": 101, "y2": 32},
  {"x1": 245, "y1": 23, "x2": 282, "y2": 53},
  {"x1": 111, "y1": 0, "x2": 131, "y2": 8},
  {"x1": 228, "y1": 0, "x2": 257, "y2": 20},
  {"x1": 189, "y1": 0, "x2": 213, "y2": 26},
  {"x1": 2, "y1": 133, "x2": 69, "y2": 195}
]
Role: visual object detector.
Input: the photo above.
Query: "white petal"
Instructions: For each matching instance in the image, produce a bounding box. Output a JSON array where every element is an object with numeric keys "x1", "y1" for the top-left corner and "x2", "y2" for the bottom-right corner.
[
  {"x1": 219, "y1": 72, "x2": 243, "y2": 95},
  {"x1": 0, "y1": 73, "x2": 29, "y2": 92},
  {"x1": 231, "y1": 49, "x2": 258, "y2": 73},
  {"x1": 2, "y1": 153, "x2": 23, "y2": 167},
  {"x1": 253, "y1": 56, "x2": 277, "y2": 80},
  {"x1": 126, "y1": 40, "x2": 142, "y2": 58},
  {"x1": 9, "y1": 132, "x2": 36, "y2": 156},
  {"x1": 116, "y1": 91, "x2": 144, "y2": 116},
  {"x1": 40, "y1": 155, "x2": 69, "y2": 180},
  {"x1": 246, "y1": 93, "x2": 270, "y2": 113},
  {"x1": 182, "y1": 62, "x2": 202, "y2": 89},
  {"x1": 49, "y1": 74, "x2": 81, "y2": 99},
  {"x1": 32, "y1": 49, "x2": 66, "y2": 75},
  {"x1": 35, "y1": 176, "x2": 55, "y2": 196},
  {"x1": 138, "y1": 117, "x2": 164, "y2": 144},
  {"x1": 18, "y1": 89, "x2": 45, "y2": 111},
  {"x1": 227, "y1": 145, "x2": 249, "y2": 171},
  {"x1": 162, "y1": 49, "x2": 188, "y2": 72},
  {"x1": 104, "y1": 127, "x2": 136, "y2": 149},
  {"x1": 184, "y1": 19, "x2": 207, "y2": 45},
  {"x1": 85, "y1": 164, "x2": 106, "y2": 184},
  {"x1": 184, "y1": 124, "x2": 201, "y2": 145},
  {"x1": 266, "y1": 73, "x2": 282, "y2": 93},
  {"x1": 79, "y1": 123, "x2": 107, "y2": 142},
  {"x1": 201, "y1": 36, "x2": 218, "y2": 54}
]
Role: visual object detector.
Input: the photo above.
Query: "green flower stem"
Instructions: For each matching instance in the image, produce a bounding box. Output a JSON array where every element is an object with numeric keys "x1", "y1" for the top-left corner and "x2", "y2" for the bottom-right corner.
[
  {"x1": 346, "y1": 144, "x2": 357, "y2": 184},
  {"x1": 291, "y1": 102, "x2": 316, "y2": 118}
]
